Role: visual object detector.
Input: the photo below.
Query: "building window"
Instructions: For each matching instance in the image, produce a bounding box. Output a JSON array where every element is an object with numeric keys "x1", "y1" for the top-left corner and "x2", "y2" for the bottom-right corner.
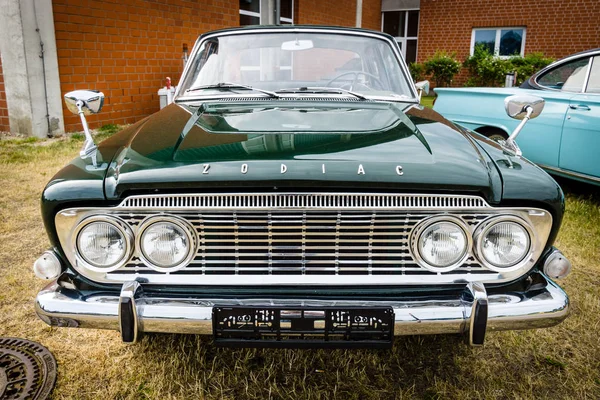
[
  {"x1": 239, "y1": 0, "x2": 294, "y2": 25},
  {"x1": 240, "y1": 0, "x2": 260, "y2": 25},
  {"x1": 280, "y1": 0, "x2": 294, "y2": 24},
  {"x1": 381, "y1": 10, "x2": 419, "y2": 64},
  {"x1": 470, "y1": 28, "x2": 526, "y2": 57}
]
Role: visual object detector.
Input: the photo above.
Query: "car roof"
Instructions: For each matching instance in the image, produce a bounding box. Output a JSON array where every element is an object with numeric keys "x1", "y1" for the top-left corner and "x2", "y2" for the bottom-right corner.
[{"x1": 197, "y1": 25, "x2": 396, "y2": 42}]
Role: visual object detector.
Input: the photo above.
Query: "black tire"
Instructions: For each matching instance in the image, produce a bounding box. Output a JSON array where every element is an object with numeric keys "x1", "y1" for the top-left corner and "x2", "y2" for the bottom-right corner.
[{"x1": 476, "y1": 127, "x2": 508, "y2": 142}]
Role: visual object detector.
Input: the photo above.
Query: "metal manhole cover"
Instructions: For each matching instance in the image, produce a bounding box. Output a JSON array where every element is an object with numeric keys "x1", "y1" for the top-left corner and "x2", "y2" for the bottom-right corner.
[{"x1": 0, "y1": 338, "x2": 57, "y2": 400}]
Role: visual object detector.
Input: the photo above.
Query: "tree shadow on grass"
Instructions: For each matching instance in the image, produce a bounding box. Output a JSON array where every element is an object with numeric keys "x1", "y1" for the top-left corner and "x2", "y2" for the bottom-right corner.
[{"x1": 132, "y1": 333, "x2": 472, "y2": 399}]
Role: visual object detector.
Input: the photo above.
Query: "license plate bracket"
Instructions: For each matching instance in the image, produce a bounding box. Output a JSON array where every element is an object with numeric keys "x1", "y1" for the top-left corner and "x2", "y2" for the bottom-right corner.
[{"x1": 212, "y1": 306, "x2": 394, "y2": 348}]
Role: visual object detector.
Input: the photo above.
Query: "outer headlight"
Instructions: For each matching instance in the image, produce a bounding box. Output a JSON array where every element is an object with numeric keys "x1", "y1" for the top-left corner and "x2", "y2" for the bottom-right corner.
[
  {"x1": 137, "y1": 216, "x2": 196, "y2": 272},
  {"x1": 475, "y1": 216, "x2": 532, "y2": 272},
  {"x1": 75, "y1": 216, "x2": 133, "y2": 272},
  {"x1": 411, "y1": 216, "x2": 471, "y2": 272}
]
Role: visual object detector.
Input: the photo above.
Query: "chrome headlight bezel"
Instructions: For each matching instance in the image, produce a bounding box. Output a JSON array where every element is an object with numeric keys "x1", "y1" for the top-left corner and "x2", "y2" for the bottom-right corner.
[
  {"x1": 474, "y1": 215, "x2": 534, "y2": 272},
  {"x1": 135, "y1": 215, "x2": 197, "y2": 273},
  {"x1": 72, "y1": 215, "x2": 134, "y2": 273},
  {"x1": 410, "y1": 216, "x2": 473, "y2": 273}
]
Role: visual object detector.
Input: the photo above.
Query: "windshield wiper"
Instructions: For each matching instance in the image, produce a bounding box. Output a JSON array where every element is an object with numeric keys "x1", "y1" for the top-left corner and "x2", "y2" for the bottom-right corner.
[
  {"x1": 275, "y1": 86, "x2": 367, "y2": 100},
  {"x1": 185, "y1": 82, "x2": 279, "y2": 98}
]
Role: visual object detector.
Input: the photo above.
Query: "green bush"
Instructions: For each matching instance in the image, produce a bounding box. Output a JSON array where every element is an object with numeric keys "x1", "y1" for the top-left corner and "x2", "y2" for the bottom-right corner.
[
  {"x1": 464, "y1": 44, "x2": 554, "y2": 87},
  {"x1": 463, "y1": 44, "x2": 510, "y2": 87},
  {"x1": 408, "y1": 62, "x2": 425, "y2": 82},
  {"x1": 509, "y1": 52, "x2": 554, "y2": 85},
  {"x1": 423, "y1": 51, "x2": 462, "y2": 87}
]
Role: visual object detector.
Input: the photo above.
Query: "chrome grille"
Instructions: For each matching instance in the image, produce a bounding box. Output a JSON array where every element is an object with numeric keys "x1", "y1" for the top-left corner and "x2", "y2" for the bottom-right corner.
[
  {"x1": 55, "y1": 193, "x2": 553, "y2": 285},
  {"x1": 114, "y1": 210, "x2": 488, "y2": 276},
  {"x1": 118, "y1": 193, "x2": 490, "y2": 210}
]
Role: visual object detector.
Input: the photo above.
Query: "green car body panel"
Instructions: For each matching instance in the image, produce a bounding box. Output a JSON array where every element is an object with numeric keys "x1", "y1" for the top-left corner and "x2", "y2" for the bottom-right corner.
[{"x1": 42, "y1": 99, "x2": 564, "y2": 291}]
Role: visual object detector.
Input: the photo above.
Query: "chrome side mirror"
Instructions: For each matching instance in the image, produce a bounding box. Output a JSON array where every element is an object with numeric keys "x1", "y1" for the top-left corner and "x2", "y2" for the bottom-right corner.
[
  {"x1": 505, "y1": 95, "x2": 544, "y2": 120},
  {"x1": 64, "y1": 90, "x2": 105, "y2": 168},
  {"x1": 64, "y1": 90, "x2": 104, "y2": 115},
  {"x1": 502, "y1": 95, "x2": 545, "y2": 156},
  {"x1": 415, "y1": 80, "x2": 430, "y2": 101}
]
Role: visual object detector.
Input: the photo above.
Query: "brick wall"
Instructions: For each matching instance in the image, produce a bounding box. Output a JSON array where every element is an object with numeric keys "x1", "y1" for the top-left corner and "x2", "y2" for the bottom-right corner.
[
  {"x1": 53, "y1": 0, "x2": 238, "y2": 132},
  {"x1": 296, "y1": 0, "x2": 380, "y2": 31},
  {"x1": 0, "y1": 54, "x2": 8, "y2": 133},
  {"x1": 418, "y1": 0, "x2": 600, "y2": 86},
  {"x1": 53, "y1": 0, "x2": 381, "y2": 132}
]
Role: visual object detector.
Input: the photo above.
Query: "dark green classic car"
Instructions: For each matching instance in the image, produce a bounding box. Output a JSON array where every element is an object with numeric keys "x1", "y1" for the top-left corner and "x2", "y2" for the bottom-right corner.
[{"x1": 33, "y1": 26, "x2": 571, "y2": 348}]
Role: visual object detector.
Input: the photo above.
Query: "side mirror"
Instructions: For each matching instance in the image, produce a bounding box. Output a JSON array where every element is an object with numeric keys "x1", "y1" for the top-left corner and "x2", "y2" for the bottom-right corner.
[
  {"x1": 415, "y1": 80, "x2": 430, "y2": 101},
  {"x1": 504, "y1": 95, "x2": 544, "y2": 120},
  {"x1": 502, "y1": 95, "x2": 545, "y2": 157},
  {"x1": 63, "y1": 90, "x2": 106, "y2": 168},
  {"x1": 64, "y1": 90, "x2": 104, "y2": 115}
]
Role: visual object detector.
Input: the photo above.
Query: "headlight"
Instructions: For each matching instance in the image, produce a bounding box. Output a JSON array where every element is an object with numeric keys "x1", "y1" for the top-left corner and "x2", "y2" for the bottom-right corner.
[
  {"x1": 75, "y1": 216, "x2": 133, "y2": 272},
  {"x1": 476, "y1": 217, "x2": 532, "y2": 271},
  {"x1": 412, "y1": 217, "x2": 471, "y2": 272},
  {"x1": 137, "y1": 216, "x2": 196, "y2": 272}
]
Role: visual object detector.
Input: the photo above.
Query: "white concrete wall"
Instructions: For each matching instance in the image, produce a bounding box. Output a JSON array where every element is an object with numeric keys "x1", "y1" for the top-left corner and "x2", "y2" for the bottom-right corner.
[{"x1": 0, "y1": 0, "x2": 64, "y2": 137}]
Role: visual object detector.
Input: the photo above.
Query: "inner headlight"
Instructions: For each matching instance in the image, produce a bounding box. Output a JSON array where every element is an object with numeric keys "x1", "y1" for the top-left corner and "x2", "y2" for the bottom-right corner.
[
  {"x1": 75, "y1": 216, "x2": 133, "y2": 272},
  {"x1": 413, "y1": 217, "x2": 470, "y2": 272},
  {"x1": 476, "y1": 217, "x2": 531, "y2": 271},
  {"x1": 137, "y1": 216, "x2": 196, "y2": 272}
]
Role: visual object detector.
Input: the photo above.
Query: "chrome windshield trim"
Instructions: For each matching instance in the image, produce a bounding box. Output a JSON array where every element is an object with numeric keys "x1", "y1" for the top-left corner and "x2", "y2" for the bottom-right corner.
[
  {"x1": 174, "y1": 26, "x2": 419, "y2": 102},
  {"x1": 54, "y1": 193, "x2": 553, "y2": 286}
]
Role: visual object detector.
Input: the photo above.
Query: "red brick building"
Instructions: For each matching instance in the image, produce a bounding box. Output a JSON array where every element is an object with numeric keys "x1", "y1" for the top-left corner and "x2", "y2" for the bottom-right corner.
[{"x1": 0, "y1": 0, "x2": 597, "y2": 135}]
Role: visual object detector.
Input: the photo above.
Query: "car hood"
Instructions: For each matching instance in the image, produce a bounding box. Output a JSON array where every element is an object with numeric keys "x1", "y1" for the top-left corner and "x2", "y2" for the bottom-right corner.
[{"x1": 100, "y1": 101, "x2": 501, "y2": 202}]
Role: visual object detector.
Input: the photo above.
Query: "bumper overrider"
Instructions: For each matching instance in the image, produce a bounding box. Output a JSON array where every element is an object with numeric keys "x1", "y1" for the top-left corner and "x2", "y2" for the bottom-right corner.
[{"x1": 35, "y1": 272, "x2": 569, "y2": 348}]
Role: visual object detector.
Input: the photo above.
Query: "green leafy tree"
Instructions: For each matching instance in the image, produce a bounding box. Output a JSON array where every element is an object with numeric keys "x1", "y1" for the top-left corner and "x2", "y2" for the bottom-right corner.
[{"x1": 423, "y1": 51, "x2": 462, "y2": 87}]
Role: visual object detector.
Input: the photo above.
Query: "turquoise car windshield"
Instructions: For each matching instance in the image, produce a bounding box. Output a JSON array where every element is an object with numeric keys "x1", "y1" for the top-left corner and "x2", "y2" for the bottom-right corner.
[{"x1": 178, "y1": 31, "x2": 415, "y2": 101}]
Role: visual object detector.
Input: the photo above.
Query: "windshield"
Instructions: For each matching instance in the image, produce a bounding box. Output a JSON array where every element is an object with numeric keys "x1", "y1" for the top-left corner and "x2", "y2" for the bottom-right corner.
[{"x1": 177, "y1": 31, "x2": 415, "y2": 100}]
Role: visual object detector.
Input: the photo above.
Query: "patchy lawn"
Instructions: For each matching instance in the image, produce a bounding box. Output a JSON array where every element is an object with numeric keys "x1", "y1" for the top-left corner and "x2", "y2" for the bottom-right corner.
[{"x1": 0, "y1": 132, "x2": 599, "y2": 399}]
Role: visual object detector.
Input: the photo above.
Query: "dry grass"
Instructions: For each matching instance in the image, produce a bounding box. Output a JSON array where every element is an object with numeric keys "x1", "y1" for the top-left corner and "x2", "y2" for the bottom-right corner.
[{"x1": 1, "y1": 132, "x2": 599, "y2": 399}]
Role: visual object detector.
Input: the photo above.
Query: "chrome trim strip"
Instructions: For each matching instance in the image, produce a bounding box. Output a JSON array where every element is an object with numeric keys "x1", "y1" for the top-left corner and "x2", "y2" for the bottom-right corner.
[
  {"x1": 35, "y1": 274, "x2": 569, "y2": 340},
  {"x1": 538, "y1": 163, "x2": 600, "y2": 183},
  {"x1": 582, "y1": 56, "x2": 594, "y2": 93},
  {"x1": 117, "y1": 193, "x2": 491, "y2": 210}
]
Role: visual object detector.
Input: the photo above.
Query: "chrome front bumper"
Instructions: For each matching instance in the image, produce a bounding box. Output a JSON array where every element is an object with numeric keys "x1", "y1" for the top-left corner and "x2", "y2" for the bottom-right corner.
[{"x1": 35, "y1": 274, "x2": 569, "y2": 346}]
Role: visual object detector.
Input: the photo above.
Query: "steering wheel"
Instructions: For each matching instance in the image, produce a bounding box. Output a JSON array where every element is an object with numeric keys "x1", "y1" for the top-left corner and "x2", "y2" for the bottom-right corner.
[{"x1": 325, "y1": 71, "x2": 385, "y2": 91}]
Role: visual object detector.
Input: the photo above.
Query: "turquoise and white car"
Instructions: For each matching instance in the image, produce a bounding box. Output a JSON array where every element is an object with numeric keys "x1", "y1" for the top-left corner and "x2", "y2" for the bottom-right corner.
[{"x1": 434, "y1": 48, "x2": 600, "y2": 185}]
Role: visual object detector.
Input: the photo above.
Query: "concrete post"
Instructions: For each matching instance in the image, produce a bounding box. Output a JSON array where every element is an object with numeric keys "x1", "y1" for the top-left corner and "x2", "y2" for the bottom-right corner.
[
  {"x1": 356, "y1": 0, "x2": 363, "y2": 28},
  {"x1": 0, "y1": 0, "x2": 64, "y2": 137},
  {"x1": 262, "y1": 0, "x2": 280, "y2": 25}
]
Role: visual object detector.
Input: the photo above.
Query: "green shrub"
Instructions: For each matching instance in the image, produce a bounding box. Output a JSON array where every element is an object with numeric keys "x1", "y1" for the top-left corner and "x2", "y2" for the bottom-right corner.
[
  {"x1": 509, "y1": 52, "x2": 554, "y2": 85},
  {"x1": 408, "y1": 62, "x2": 425, "y2": 82},
  {"x1": 423, "y1": 51, "x2": 462, "y2": 87},
  {"x1": 464, "y1": 44, "x2": 554, "y2": 87},
  {"x1": 463, "y1": 44, "x2": 510, "y2": 87}
]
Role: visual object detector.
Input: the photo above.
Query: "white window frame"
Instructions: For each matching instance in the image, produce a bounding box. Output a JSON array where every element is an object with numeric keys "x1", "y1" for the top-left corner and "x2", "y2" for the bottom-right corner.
[
  {"x1": 381, "y1": 9, "x2": 420, "y2": 63},
  {"x1": 470, "y1": 27, "x2": 527, "y2": 58}
]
